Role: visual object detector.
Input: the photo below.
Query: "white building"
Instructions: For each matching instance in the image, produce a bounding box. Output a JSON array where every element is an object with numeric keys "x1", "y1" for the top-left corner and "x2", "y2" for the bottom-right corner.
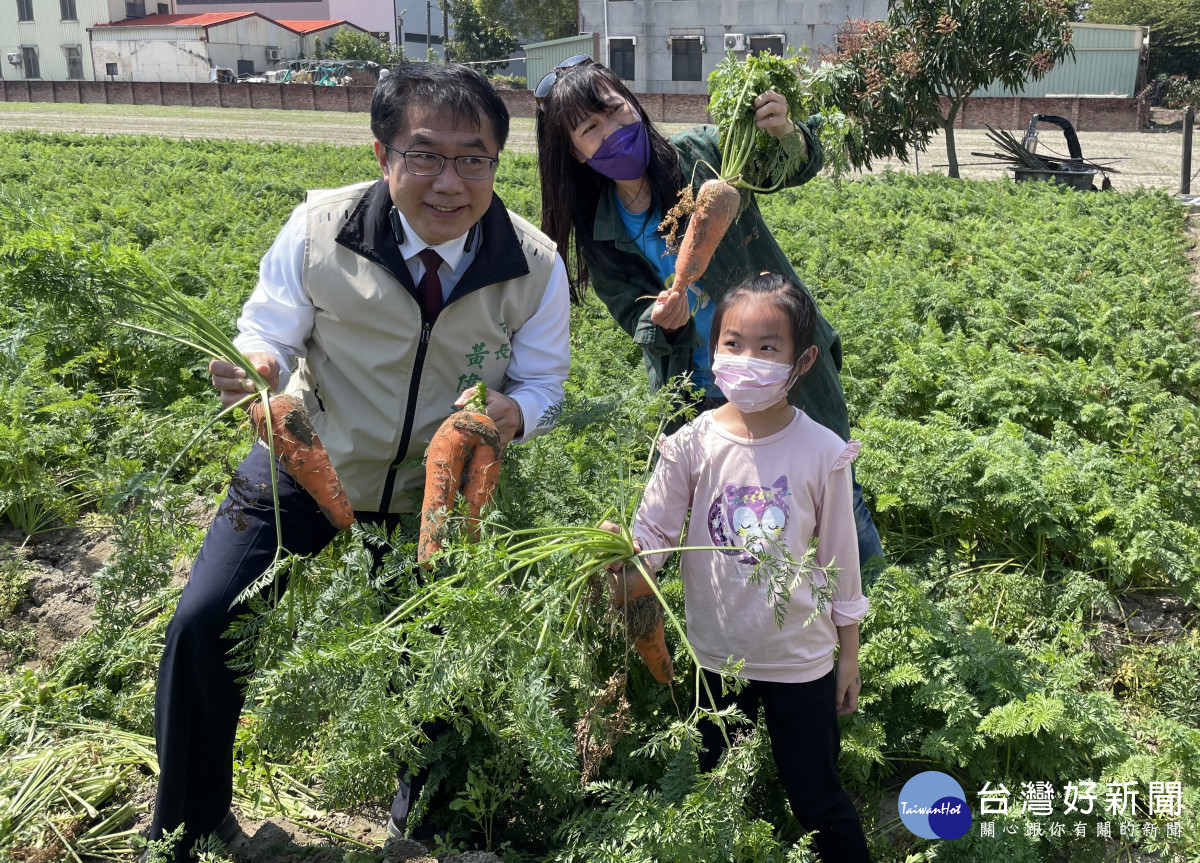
[
  {"x1": 275, "y1": 18, "x2": 370, "y2": 58},
  {"x1": 2, "y1": 0, "x2": 176, "y2": 81},
  {"x1": 577, "y1": 0, "x2": 887, "y2": 94},
  {"x1": 90, "y1": 11, "x2": 303, "y2": 80}
]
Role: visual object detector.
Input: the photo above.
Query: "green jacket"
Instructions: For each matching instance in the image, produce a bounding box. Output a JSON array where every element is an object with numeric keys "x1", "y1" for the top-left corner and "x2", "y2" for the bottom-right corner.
[{"x1": 585, "y1": 124, "x2": 850, "y2": 441}]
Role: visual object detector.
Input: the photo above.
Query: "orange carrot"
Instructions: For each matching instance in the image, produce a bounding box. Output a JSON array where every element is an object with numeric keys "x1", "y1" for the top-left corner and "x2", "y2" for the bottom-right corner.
[
  {"x1": 248, "y1": 394, "x2": 355, "y2": 531},
  {"x1": 417, "y1": 387, "x2": 503, "y2": 567},
  {"x1": 669, "y1": 178, "x2": 742, "y2": 296},
  {"x1": 611, "y1": 565, "x2": 674, "y2": 684}
]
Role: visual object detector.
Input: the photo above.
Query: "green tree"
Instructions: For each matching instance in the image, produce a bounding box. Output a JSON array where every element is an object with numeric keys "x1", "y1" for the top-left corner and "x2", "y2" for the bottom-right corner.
[
  {"x1": 1088, "y1": 0, "x2": 1200, "y2": 77},
  {"x1": 445, "y1": 0, "x2": 519, "y2": 75},
  {"x1": 320, "y1": 29, "x2": 405, "y2": 65},
  {"x1": 476, "y1": 0, "x2": 575, "y2": 42},
  {"x1": 832, "y1": 0, "x2": 1075, "y2": 177}
]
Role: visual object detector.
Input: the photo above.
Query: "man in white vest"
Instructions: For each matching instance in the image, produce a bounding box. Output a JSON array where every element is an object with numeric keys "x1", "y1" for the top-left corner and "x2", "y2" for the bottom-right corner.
[{"x1": 144, "y1": 62, "x2": 570, "y2": 861}]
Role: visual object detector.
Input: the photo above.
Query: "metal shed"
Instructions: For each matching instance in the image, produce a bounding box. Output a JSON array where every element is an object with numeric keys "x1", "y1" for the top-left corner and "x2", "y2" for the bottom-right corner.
[
  {"x1": 973, "y1": 23, "x2": 1146, "y2": 98},
  {"x1": 523, "y1": 33, "x2": 599, "y2": 90}
]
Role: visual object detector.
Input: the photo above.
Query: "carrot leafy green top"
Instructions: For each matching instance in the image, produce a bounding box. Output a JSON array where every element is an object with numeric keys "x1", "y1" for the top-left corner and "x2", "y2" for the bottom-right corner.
[{"x1": 706, "y1": 51, "x2": 811, "y2": 192}]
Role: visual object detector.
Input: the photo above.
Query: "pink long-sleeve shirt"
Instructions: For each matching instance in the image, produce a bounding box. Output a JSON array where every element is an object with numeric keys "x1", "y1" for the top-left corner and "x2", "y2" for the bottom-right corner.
[{"x1": 633, "y1": 408, "x2": 869, "y2": 683}]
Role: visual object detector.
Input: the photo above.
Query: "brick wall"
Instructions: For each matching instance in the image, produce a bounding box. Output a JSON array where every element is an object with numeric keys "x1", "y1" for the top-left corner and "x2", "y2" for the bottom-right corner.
[
  {"x1": 52, "y1": 81, "x2": 81, "y2": 103},
  {"x1": 79, "y1": 82, "x2": 107, "y2": 104},
  {"x1": 133, "y1": 82, "x2": 163, "y2": 105},
  {"x1": 0, "y1": 82, "x2": 1146, "y2": 133},
  {"x1": 945, "y1": 96, "x2": 1146, "y2": 133}
]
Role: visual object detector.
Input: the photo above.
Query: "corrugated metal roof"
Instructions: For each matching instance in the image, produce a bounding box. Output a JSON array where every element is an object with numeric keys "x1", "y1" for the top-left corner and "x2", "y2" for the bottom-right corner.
[
  {"x1": 276, "y1": 20, "x2": 358, "y2": 34},
  {"x1": 94, "y1": 11, "x2": 256, "y2": 28}
]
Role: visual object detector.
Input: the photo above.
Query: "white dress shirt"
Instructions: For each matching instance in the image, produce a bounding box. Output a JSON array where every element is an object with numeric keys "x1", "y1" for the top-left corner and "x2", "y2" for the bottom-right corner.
[{"x1": 233, "y1": 201, "x2": 571, "y2": 442}]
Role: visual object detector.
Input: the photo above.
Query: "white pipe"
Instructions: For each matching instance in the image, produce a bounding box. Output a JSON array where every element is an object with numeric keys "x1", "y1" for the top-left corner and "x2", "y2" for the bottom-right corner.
[{"x1": 602, "y1": 0, "x2": 609, "y2": 67}]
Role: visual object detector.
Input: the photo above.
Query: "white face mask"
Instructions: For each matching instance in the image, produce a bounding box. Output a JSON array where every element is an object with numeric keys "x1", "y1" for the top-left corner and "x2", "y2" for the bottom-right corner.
[{"x1": 711, "y1": 354, "x2": 793, "y2": 412}]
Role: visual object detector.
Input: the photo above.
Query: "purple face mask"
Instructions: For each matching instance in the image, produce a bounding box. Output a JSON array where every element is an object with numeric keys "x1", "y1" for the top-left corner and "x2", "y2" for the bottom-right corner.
[{"x1": 583, "y1": 120, "x2": 650, "y2": 181}]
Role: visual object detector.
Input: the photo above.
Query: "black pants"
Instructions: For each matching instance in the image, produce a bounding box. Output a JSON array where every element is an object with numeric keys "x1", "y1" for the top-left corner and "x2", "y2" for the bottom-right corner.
[
  {"x1": 149, "y1": 445, "x2": 406, "y2": 855},
  {"x1": 697, "y1": 669, "x2": 871, "y2": 863}
]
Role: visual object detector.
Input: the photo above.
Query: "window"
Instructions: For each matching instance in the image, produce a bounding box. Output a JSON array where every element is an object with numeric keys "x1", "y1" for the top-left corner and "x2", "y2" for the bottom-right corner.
[
  {"x1": 125, "y1": 0, "x2": 146, "y2": 16},
  {"x1": 748, "y1": 35, "x2": 785, "y2": 57},
  {"x1": 17, "y1": 0, "x2": 33, "y2": 22},
  {"x1": 610, "y1": 38, "x2": 634, "y2": 81},
  {"x1": 157, "y1": 1, "x2": 168, "y2": 11},
  {"x1": 60, "y1": 0, "x2": 77, "y2": 19},
  {"x1": 671, "y1": 38, "x2": 701, "y2": 81},
  {"x1": 237, "y1": 59, "x2": 255, "y2": 76},
  {"x1": 64, "y1": 44, "x2": 83, "y2": 78},
  {"x1": 21, "y1": 46, "x2": 40, "y2": 78},
  {"x1": 106, "y1": 62, "x2": 118, "y2": 75}
]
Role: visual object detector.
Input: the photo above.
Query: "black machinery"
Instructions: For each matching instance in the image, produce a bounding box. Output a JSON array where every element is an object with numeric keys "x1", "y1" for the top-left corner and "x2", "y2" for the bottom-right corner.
[{"x1": 975, "y1": 114, "x2": 1117, "y2": 191}]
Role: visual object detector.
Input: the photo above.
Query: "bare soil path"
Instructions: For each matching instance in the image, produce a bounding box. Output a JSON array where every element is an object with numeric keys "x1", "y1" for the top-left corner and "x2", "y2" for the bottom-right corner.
[{"x1": 1, "y1": 101, "x2": 1194, "y2": 192}]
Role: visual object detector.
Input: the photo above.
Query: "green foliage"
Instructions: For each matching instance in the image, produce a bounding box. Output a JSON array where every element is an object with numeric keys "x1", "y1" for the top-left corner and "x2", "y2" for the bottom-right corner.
[
  {"x1": 0, "y1": 555, "x2": 30, "y2": 618},
  {"x1": 1088, "y1": 0, "x2": 1200, "y2": 78},
  {"x1": 318, "y1": 29, "x2": 405, "y2": 65},
  {"x1": 445, "y1": 0, "x2": 519, "y2": 75},
  {"x1": 475, "y1": 0, "x2": 577, "y2": 43},
  {"x1": 1156, "y1": 72, "x2": 1200, "y2": 108},
  {"x1": 829, "y1": 0, "x2": 1075, "y2": 176},
  {"x1": 763, "y1": 174, "x2": 1200, "y2": 595},
  {"x1": 1, "y1": 133, "x2": 1198, "y2": 862}
]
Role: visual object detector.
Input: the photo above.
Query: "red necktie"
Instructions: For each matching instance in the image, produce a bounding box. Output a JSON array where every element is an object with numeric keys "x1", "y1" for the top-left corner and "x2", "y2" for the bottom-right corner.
[{"x1": 417, "y1": 248, "x2": 443, "y2": 321}]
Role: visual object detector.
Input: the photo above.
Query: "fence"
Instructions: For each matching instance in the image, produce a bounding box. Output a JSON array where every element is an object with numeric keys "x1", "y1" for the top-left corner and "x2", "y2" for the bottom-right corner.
[{"x1": 0, "y1": 79, "x2": 1147, "y2": 132}]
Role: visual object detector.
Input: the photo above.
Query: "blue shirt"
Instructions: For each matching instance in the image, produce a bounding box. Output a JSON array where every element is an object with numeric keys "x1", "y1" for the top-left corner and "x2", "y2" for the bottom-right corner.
[{"x1": 615, "y1": 200, "x2": 716, "y2": 395}]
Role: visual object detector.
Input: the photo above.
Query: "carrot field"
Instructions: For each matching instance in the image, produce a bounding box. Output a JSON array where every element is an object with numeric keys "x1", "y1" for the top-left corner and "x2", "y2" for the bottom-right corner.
[{"x1": 1, "y1": 130, "x2": 1198, "y2": 863}]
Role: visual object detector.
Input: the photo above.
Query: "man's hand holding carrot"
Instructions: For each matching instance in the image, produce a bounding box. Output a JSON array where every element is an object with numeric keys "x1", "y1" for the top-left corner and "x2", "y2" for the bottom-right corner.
[
  {"x1": 455, "y1": 385, "x2": 524, "y2": 446},
  {"x1": 210, "y1": 352, "x2": 280, "y2": 409}
]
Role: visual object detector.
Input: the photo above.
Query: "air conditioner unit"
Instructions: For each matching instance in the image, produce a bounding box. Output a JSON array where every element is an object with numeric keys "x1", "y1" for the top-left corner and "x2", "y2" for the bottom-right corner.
[
  {"x1": 6, "y1": 52, "x2": 21, "y2": 65},
  {"x1": 266, "y1": 47, "x2": 280, "y2": 60},
  {"x1": 723, "y1": 33, "x2": 745, "y2": 52}
]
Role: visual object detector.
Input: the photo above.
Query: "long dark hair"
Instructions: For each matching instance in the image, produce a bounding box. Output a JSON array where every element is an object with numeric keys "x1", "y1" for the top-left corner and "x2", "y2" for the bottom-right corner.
[
  {"x1": 709, "y1": 273, "x2": 818, "y2": 384},
  {"x1": 535, "y1": 63, "x2": 683, "y2": 302}
]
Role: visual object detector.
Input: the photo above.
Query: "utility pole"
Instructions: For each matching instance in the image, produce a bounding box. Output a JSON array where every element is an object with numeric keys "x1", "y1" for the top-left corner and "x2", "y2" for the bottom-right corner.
[
  {"x1": 426, "y1": 0, "x2": 432, "y2": 59},
  {"x1": 1183, "y1": 106, "x2": 1194, "y2": 196},
  {"x1": 441, "y1": 0, "x2": 449, "y2": 62}
]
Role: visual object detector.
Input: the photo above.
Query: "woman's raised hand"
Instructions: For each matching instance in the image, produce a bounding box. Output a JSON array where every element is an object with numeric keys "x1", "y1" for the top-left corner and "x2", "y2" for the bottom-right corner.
[
  {"x1": 649, "y1": 287, "x2": 690, "y2": 333},
  {"x1": 753, "y1": 89, "x2": 797, "y2": 141}
]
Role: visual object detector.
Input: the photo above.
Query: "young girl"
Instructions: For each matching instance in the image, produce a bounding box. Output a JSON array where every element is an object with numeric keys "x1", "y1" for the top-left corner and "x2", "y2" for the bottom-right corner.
[
  {"x1": 616, "y1": 273, "x2": 871, "y2": 862},
  {"x1": 534, "y1": 58, "x2": 885, "y2": 580}
]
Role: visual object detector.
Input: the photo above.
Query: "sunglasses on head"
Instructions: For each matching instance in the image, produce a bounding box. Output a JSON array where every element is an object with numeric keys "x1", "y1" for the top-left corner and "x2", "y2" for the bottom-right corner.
[{"x1": 534, "y1": 54, "x2": 593, "y2": 104}]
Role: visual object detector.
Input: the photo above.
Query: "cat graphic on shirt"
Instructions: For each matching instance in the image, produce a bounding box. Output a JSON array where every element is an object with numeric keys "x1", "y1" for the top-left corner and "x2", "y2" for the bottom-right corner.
[{"x1": 707, "y1": 476, "x2": 791, "y2": 565}]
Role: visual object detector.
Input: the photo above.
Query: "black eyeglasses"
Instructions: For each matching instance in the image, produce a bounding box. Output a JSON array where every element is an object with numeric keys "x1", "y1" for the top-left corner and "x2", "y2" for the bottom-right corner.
[
  {"x1": 381, "y1": 142, "x2": 498, "y2": 180},
  {"x1": 534, "y1": 54, "x2": 593, "y2": 104}
]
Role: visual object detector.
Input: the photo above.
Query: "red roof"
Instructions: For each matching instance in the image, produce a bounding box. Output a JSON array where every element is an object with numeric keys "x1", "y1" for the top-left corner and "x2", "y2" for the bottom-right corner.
[
  {"x1": 276, "y1": 19, "x2": 356, "y2": 34},
  {"x1": 94, "y1": 11, "x2": 257, "y2": 28}
]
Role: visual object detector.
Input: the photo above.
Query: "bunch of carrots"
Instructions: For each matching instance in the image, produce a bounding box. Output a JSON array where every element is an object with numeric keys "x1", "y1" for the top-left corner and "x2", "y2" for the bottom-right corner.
[
  {"x1": 660, "y1": 51, "x2": 812, "y2": 297},
  {"x1": 116, "y1": 271, "x2": 354, "y2": 531},
  {"x1": 417, "y1": 383, "x2": 503, "y2": 568}
]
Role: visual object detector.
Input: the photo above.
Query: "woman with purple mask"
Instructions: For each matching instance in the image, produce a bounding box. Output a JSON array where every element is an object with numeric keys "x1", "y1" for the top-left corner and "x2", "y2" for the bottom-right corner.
[{"x1": 534, "y1": 57, "x2": 885, "y2": 578}]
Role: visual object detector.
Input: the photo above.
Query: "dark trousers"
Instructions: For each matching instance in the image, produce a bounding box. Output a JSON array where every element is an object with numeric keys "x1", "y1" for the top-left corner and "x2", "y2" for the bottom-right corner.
[
  {"x1": 697, "y1": 669, "x2": 871, "y2": 863},
  {"x1": 149, "y1": 445, "x2": 404, "y2": 855}
]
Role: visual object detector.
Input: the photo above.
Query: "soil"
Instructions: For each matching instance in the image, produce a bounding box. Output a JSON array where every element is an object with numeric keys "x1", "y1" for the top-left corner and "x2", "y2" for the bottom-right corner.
[
  {"x1": 0, "y1": 517, "x2": 501, "y2": 863},
  {"x1": 0, "y1": 103, "x2": 1196, "y2": 192},
  {"x1": 0, "y1": 522, "x2": 109, "y2": 668}
]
